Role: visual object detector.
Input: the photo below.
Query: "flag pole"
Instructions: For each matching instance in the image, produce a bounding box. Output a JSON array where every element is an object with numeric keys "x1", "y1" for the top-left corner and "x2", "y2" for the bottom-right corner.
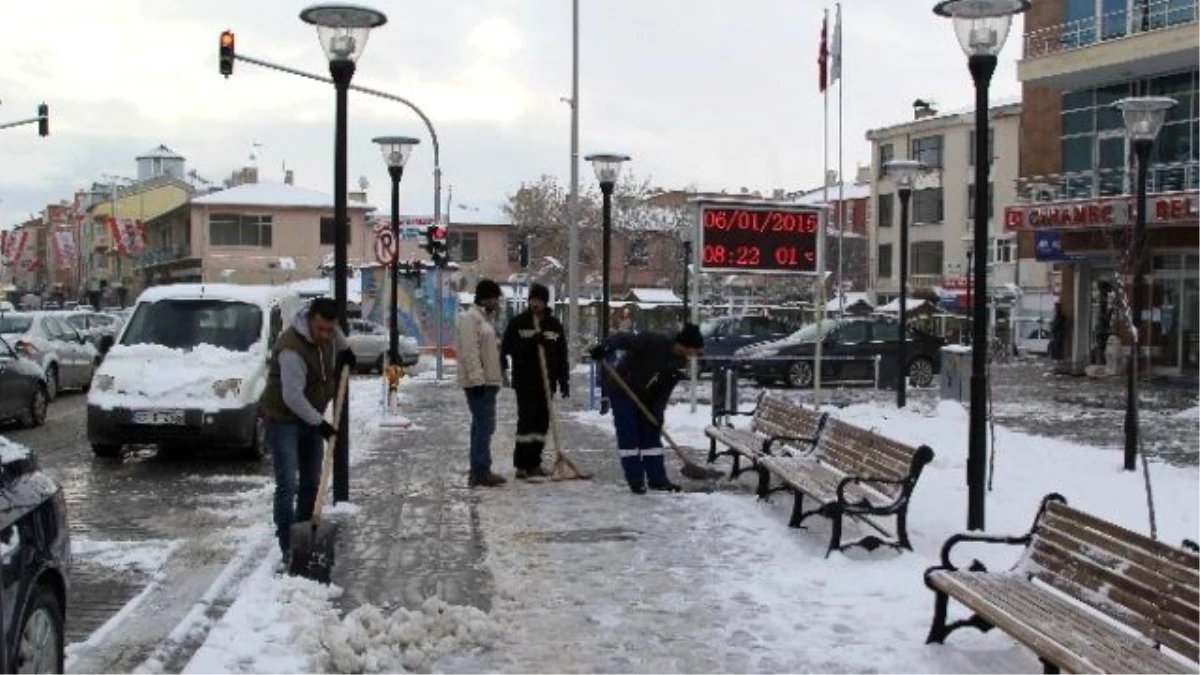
[
  {"x1": 814, "y1": 6, "x2": 829, "y2": 409},
  {"x1": 836, "y1": 2, "x2": 845, "y2": 316}
]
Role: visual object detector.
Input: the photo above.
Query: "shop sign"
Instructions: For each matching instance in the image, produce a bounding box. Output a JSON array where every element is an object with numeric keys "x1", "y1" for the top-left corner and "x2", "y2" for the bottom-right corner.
[{"x1": 1004, "y1": 191, "x2": 1198, "y2": 231}]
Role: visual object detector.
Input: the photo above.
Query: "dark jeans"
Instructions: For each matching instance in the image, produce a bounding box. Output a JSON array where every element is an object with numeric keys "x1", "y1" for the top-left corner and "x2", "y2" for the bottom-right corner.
[
  {"x1": 514, "y1": 385, "x2": 550, "y2": 470},
  {"x1": 267, "y1": 420, "x2": 324, "y2": 556},
  {"x1": 464, "y1": 386, "x2": 499, "y2": 477}
]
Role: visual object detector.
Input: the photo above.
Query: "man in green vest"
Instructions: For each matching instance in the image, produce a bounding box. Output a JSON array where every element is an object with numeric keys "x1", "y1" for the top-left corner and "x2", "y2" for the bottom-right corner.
[{"x1": 262, "y1": 297, "x2": 356, "y2": 560}]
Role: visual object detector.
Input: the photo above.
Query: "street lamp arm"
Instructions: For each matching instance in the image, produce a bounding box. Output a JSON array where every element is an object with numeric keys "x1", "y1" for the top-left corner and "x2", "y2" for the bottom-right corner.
[
  {"x1": 234, "y1": 52, "x2": 440, "y2": 181},
  {"x1": 0, "y1": 117, "x2": 41, "y2": 131}
]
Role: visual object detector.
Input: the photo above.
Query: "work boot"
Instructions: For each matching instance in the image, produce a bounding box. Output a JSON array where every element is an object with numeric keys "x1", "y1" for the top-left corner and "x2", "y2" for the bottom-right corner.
[
  {"x1": 620, "y1": 454, "x2": 645, "y2": 494},
  {"x1": 514, "y1": 469, "x2": 529, "y2": 480},
  {"x1": 527, "y1": 465, "x2": 549, "y2": 478},
  {"x1": 643, "y1": 454, "x2": 681, "y2": 492},
  {"x1": 469, "y1": 472, "x2": 507, "y2": 488}
]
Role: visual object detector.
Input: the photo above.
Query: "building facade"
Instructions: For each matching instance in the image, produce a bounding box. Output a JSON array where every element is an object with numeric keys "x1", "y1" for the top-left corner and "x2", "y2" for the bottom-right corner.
[
  {"x1": 867, "y1": 101, "x2": 1054, "y2": 324},
  {"x1": 1008, "y1": 0, "x2": 1198, "y2": 375}
]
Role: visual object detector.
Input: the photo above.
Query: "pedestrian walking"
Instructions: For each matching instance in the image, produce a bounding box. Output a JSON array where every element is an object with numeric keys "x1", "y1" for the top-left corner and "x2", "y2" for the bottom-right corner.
[
  {"x1": 261, "y1": 297, "x2": 356, "y2": 560},
  {"x1": 589, "y1": 323, "x2": 704, "y2": 494},
  {"x1": 1049, "y1": 301, "x2": 1067, "y2": 362},
  {"x1": 501, "y1": 283, "x2": 569, "y2": 479},
  {"x1": 458, "y1": 279, "x2": 507, "y2": 488}
]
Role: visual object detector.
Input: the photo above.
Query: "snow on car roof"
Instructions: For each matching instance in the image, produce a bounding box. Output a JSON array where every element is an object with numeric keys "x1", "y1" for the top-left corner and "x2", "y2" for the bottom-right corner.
[
  {"x1": 0, "y1": 436, "x2": 32, "y2": 464},
  {"x1": 134, "y1": 284, "x2": 300, "y2": 307}
]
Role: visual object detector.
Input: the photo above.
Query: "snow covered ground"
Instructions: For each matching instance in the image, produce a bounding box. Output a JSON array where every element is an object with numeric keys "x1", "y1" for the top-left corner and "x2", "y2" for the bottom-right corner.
[{"x1": 181, "y1": 375, "x2": 1198, "y2": 673}]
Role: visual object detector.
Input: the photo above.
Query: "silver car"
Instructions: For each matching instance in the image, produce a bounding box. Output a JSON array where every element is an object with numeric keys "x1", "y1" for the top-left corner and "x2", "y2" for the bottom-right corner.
[
  {"x1": 0, "y1": 311, "x2": 99, "y2": 400},
  {"x1": 346, "y1": 319, "x2": 420, "y2": 372}
]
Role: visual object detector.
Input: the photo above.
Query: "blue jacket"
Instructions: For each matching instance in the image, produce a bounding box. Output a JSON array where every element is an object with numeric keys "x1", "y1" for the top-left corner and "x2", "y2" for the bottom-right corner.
[{"x1": 599, "y1": 332, "x2": 684, "y2": 415}]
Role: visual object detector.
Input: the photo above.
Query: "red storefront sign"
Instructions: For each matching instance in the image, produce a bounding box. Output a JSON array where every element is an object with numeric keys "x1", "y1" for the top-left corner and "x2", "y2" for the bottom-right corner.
[{"x1": 1003, "y1": 191, "x2": 1199, "y2": 231}]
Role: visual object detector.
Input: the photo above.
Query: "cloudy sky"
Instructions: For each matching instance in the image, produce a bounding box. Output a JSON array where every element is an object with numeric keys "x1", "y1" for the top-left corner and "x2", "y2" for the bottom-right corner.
[{"x1": 0, "y1": 0, "x2": 1024, "y2": 226}]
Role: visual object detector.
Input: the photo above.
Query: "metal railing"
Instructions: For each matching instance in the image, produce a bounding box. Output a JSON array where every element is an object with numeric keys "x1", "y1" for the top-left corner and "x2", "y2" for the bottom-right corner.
[
  {"x1": 136, "y1": 243, "x2": 193, "y2": 268},
  {"x1": 1024, "y1": 0, "x2": 1198, "y2": 58},
  {"x1": 1016, "y1": 161, "x2": 1199, "y2": 203}
]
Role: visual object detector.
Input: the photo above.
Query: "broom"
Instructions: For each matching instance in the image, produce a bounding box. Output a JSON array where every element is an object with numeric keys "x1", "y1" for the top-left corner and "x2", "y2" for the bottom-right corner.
[
  {"x1": 534, "y1": 315, "x2": 590, "y2": 481},
  {"x1": 599, "y1": 360, "x2": 723, "y2": 481}
]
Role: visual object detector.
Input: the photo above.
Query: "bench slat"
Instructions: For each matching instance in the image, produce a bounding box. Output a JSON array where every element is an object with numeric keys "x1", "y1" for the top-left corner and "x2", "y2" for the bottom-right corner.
[
  {"x1": 928, "y1": 571, "x2": 1196, "y2": 674},
  {"x1": 1046, "y1": 501, "x2": 1200, "y2": 573},
  {"x1": 759, "y1": 456, "x2": 893, "y2": 507},
  {"x1": 820, "y1": 419, "x2": 916, "y2": 468}
]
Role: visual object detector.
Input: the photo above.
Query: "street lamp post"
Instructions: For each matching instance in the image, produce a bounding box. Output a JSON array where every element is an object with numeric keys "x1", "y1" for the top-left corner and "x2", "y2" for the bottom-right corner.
[
  {"x1": 372, "y1": 135, "x2": 420, "y2": 367},
  {"x1": 301, "y1": 2, "x2": 387, "y2": 503},
  {"x1": 885, "y1": 159, "x2": 925, "y2": 409},
  {"x1": 934, "y1": 0, "x2": 1028, "y2": 531},
  {"x1": 585, "y1": 154, "x2": 630, "y2": 346},
  {"x1": 1114, "y1": 96, "x2": 1175, "y2": 472}
]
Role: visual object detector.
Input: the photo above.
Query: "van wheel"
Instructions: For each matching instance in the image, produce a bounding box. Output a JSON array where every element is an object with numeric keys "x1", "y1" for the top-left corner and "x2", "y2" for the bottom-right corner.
[{"x1": 91, "y1": 444, "x2": 121, "y2": 458}]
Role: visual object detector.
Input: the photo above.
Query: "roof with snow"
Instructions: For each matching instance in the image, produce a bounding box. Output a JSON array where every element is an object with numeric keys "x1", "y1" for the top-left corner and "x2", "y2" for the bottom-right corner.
[
  {"x1": 385, "y1": 200, "x2": 510, "y2": 226},
  {"x1": 192, "y1": 182, "x2": 375, "y2": 210},
  {"x1": 825, "y1": 292, "x2": 874, "y2": 313},
  {"x1": 626, "y1": 288, "x2": 682, "y2": 304},
  {"x1": 866, "y1": 97, "x2": 1021, "y2": 140},
  {"x1": 137, "y1": 144, "x2": 184, "y2": 160},
  {"x1": 794, "y1": 182, "x2": 871, "y2": 204},
  {"x1": 876, "y1": 297, "x2": 937, "y2": 314}
]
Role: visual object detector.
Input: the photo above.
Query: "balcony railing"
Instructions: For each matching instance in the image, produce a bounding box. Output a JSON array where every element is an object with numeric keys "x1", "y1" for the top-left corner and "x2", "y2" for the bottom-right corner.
[
  {"x1": 1024, "y1": 0, "x2": 1198, "y2": 59},
  {"x1": 1015, "y1": 161, "x2": 1198, "y2": 203},
  {"x1": 137, "y1": 243, "x2": 193, "y2": 268}
]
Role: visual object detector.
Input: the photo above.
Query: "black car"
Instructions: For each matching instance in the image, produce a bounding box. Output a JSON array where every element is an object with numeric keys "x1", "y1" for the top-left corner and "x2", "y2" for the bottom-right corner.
[
  {"x1": 0, "y1": 438, "x2": 70, "y2": 672},
  {"x1": 698, "y1": 315, "x2": 799, "y2": 373},
  {"x1": 735, "y1": 316, "x2": 944, "y2": 388},
  {"x1": 0, "y1": 337, "x2": 48, "y2": 429}
]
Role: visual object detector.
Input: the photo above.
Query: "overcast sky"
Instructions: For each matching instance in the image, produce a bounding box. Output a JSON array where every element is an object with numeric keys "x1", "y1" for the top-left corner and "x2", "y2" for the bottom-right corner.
[{"x1": 0, "y1": 0, "x2": 1024, "y2": 227}]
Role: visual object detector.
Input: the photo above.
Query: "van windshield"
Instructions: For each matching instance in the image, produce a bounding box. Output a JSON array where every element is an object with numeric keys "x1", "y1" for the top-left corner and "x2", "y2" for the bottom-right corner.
[{"x1": 120, "y1": 299, "x2": 263, "y2": 352}]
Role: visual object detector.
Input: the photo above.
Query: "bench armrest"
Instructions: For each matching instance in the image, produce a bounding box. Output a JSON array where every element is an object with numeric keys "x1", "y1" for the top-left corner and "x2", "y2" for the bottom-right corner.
[
  {"x1": 835, "y1": 474, "x2": 906, "y2": 508},
  {"x1": 927, "y1": 493, "x2": 1066, "y2": 575},
  {"x1": 1183, "y1": 539, "x2": 1198, "y2": 553}
]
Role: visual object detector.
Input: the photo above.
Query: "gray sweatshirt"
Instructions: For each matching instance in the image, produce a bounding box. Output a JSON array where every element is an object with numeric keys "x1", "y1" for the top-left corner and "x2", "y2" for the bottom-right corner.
[{"x1": 279, "y1": 307, "x2": 348, "y2": 426}]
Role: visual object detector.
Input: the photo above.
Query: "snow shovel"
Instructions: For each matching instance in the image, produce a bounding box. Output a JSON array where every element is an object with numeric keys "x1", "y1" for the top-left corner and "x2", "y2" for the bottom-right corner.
[
  {"x1": 599, "y1": 360, "x2": 723, "y2": 481},
  {"x1": 288, "y1": 364, "x2": 350, "y2": 584},
  {"x1": 533, "y1": 315, "x2": 591, "y2": 481}
]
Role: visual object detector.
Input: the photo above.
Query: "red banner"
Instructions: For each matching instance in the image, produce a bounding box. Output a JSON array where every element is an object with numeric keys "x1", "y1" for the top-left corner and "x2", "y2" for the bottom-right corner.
[{"x1": 106, "y1": 217, "x2": 146, "y2": 255}]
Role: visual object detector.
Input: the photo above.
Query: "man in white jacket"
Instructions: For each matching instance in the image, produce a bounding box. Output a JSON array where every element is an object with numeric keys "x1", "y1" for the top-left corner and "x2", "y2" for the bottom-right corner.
[{"x1": 457, "y1": 279, "x2": 507, "y2": 487}]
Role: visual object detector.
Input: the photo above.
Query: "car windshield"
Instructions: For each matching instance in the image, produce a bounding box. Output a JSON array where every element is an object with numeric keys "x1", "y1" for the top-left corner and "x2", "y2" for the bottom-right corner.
[
  {"x1": 700, "y1": 319, "x2": 726, "y2": 338},
  {"x1": 0, "y1": 313, "x2": 33, "y2": 334},
  {"x1": 120, "y1": 299, "x2": 263, "y2": 352},
  {"x1": 785, "y1": 319, "x2": 844, "y2": 343}
]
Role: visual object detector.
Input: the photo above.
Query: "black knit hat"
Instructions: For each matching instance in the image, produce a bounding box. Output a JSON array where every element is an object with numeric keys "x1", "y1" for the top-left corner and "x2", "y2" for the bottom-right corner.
[
  {"x1": 528, "y1": 283, "x2": 550, "y2": 304},
  {"x1": 676, "y1": 322, "x2": 703, "y2": 350},
  {"x1": 474, "y1": 279, "x2": 502, "y2": 304}
]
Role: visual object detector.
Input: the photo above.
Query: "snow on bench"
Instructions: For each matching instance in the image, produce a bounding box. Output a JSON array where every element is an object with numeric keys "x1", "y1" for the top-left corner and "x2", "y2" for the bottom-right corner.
[
  {"x1": 925, "y1": 493, "x2": 1200, "y2": 674},
  {"x1": 704, "y1": 393, "x2": 826, "y2": 480},
  {"x1": 755, "y1": 416, "x2": 934, "y2": 557}
]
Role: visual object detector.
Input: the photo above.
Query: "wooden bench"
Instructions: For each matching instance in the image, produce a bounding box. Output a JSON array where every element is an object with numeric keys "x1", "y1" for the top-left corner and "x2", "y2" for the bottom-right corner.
[
  {"x1": 755, "y1": 417, "x2": 934, "y2": 557},
  {"x1": 925, "y1": 493, "x2": 1199, "y2": 674},
  {"x1": 704, "y1": 393, "x2": 827, "y2": 480}
]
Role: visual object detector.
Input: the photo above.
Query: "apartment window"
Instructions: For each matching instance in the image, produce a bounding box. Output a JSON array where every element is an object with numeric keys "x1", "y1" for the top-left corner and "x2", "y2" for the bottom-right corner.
[
  {"x1": 877, "y1": 243, "x2": 893, "y2": 278},
  {"x1": 910, "y1": 241, "x2": 944, "y2": 276},
  {"x1": 911, "y1": 135, "x2": 943, "y2": 169},
  {"x1": 319, "y1": 217, "x2": 338, "y2": 245},
  {"x1": 911, "y1": 188, "x2": 944, "y2": 225},
  {"x1": 990, "y1": 237, "x2": 1016, "y2": 264},
  {"x1": 209, "y1": 213, "x2": 272, "y2": 247},
  {"x1": 448, "y1": 231, "x2": 479, "y2": 263},
  {"x1": 878, "y1": 143, "x2": 894, "y2": 178},
  {"x1": 627, "y1": 235, "x2": 649, "y2": 267},
  {"x1": 968, "y1": 128, "x2": 995, "y2": 166},
  {"x1": 876, "y1": 193, "x2": 894, "y2": 228},
  {"x1": 966, "y1": 183, "x2": 995, "y2": 223}
]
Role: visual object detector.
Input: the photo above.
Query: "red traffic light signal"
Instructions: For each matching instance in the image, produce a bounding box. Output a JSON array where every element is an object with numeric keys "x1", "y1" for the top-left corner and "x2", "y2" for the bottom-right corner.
[
  {"x1": 37, "y1": 103, "x2": 48, "y2": 137},
  {"x1": 219, "y1": 30, "x2": 235, "y2": 78},
  {"x1": 431, "y1": 225, "x2": 446, "y2": 242}
]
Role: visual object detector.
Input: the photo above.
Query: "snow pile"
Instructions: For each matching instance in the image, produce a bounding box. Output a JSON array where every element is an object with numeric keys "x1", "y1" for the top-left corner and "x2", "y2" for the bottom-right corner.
[
  {"x1": 187, "y1": 553, "x2": 499, "y2": 674},
  {"x1": 0, "y1": 435, "x2": 31, "y2": 463},
  {"x1": 72, "y1": 538, "x2": 178, "y2": 577},
  {"x1": 1174, "y1": 405, "x2": 1199, "y2": 420},
  {"x1": 90, "y1": 342, "x2": 263, "y2": 411}
]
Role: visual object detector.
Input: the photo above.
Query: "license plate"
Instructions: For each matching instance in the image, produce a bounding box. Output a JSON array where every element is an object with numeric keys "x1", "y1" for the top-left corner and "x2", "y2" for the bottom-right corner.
[{"x1": 132, "y1": 410, "x2": 185, "y2": 425}]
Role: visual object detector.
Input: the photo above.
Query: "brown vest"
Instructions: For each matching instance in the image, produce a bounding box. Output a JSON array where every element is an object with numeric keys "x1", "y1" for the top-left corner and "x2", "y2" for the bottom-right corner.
[{"x1": 262, "y1": 326, "x2": 336, "y2": 422}]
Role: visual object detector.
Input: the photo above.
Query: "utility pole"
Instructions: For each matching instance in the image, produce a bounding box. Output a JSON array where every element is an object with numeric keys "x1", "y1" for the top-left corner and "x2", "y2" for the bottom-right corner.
[{"x1": 566, "y1": 0, "x2": 582, "y2": 366}]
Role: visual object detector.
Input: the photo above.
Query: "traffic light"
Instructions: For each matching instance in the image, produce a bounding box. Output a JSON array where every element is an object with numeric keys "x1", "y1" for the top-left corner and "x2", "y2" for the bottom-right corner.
[
  {"x1": 518, "y1": 240, "x2": 529, "y2": 268},
  {"x1": 422, "y1": 223, "x2": 436, "y2": 252},
  {"x1": 219, "y1": 30, "x2": 235, "y2": 78},
  {"x1": 430, "y1": 225, "x2": 449, "y2": 268},
  {"x1": 37, "y1": 103, "x2": 48, "y2": 137}
]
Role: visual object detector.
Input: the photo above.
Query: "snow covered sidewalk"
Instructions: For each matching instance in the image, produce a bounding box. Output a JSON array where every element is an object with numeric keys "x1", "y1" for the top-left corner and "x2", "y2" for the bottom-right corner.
[{"x1": 184, "y1": 371, "x2": 1199, "y2": 673}]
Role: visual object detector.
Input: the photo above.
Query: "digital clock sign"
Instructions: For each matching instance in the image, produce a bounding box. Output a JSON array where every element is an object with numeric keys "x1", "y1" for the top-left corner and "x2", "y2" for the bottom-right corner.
[{"x1": 697, "y1": 202, "x2": 821, "y2": 274}]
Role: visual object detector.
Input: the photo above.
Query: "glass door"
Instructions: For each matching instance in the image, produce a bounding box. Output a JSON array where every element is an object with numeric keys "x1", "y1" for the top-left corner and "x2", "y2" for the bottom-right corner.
[{"x1": 1181, "y1": 278, "x2": 1199, "y2": 373}]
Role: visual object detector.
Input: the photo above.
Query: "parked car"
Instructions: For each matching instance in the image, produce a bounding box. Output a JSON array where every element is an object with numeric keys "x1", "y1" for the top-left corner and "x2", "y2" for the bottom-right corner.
[
  {"x1": 87, "y1": 284, "x2": 302, "y2": 459},
  {"x1": 0, "y1": 336, "x2": 49, "y2": 428},
  {"x1": 698, "y1": 315, "x2": 800, "y2": 372},
  {"x1": 1016, "y1": 325, "x2": 1051, "y2": 356},
  {"x1": 0, "y1": 436, "x2": 70, "y2": 672},
  {"x1": 58, "y1": 311, "x2": 124, "y2": 352},
  {"x1": 734, "y1": 317, "x2": 945, "y2": 388},
  {"x1": 0, "y1": 311, "x2": 99, "y2": 401},
  {"x1": 346, "y1": 319, "x2": 420, "y2": 372}
]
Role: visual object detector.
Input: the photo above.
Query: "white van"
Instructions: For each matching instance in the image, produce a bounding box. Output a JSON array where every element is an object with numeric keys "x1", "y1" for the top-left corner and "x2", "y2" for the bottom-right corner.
[{"x1": 86, "y1": 284, "x2": 302, "y2": 459}]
